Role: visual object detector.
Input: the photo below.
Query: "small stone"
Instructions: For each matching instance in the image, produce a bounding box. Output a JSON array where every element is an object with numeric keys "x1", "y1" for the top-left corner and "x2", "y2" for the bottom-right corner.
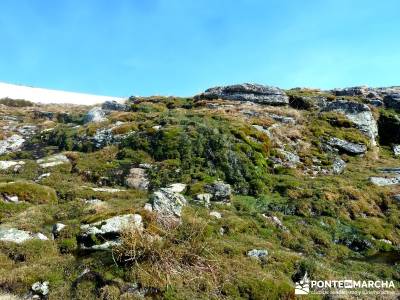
[
  {"x1": 31, "y1": 281, "x2": 49, "y2": 296},
  {"x1": 91, "y1": 187, "x2": 124, "y2": 193},
  {"x1": 332, "y1": 157, "x2": 346, "y2": 174},
  {"x1": 84, "y1": 198, "x2": 104, "y2": 205},
  {"x1": 36, "y1": 233, "x2": 49, "y2": 240},
  {"x1": 262, "y1": 214, "x2": 288, "y2": 231},
  {"x1": 144, "y1": 203, "x2": 153, "y2": 212},
  {"x1": 247, "y1": 249, "x2": 268, "y2": 259},
  {"x1": 52, "y1": 223, "x2": 66, "y2": 238},
  {"x1": 37, "y1": 173, "x2": 51, "y2": 181},
  {"x1": 4, "y1": 195, "x2": 19, "y2": 203},
  {"x1": 379, "y1": 239, "x2": 392, "y2": 245},
  {"x1": 210, "y1": 211, "x2": 222, "y2": 219},
  {"x1": 393, "y1": 145, "x2": 400, "y2": 156}
]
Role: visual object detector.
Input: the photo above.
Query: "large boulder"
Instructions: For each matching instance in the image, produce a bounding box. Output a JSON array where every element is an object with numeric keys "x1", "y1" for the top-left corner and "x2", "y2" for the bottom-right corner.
[
  {"x1": 83, "y1": 107, "x2": 107, "y2": 124},
  {"x1": 369, "y1": 176, "x2": 400, "y2": 186},
  {"x1": 0, "y1": 134, "x2": 25, "y2": 156},
  {"x1": 383, "y1": 93, "x2": 400, "y2": 110},
  {"x1": 37, "y1": 154, "x2": 69, "y2": 168},
  {"x1": 205, "y1": 181, "x2": 232, "y2": 202},
  {"x1": 321, "y1": 101, "x2": 378, "y2": 145},
  {"x1": 0, "y1": 228, "x2": 48, "y2": 243},
  {"x1": 102, "y1": 100, "x2": 130, "y2": 112},
  {"x1": 195, "y1": 83, "x2": 289, "y2": 106},
  {"x1": 326, "y1": 137, "x2": 367, "y2": 155},
  {"x1": 0, "y1": 160, "x2": 25, "y2": 171},
  {"x1": 150, "y1": 184, "x2": 187, "y2": 218},
  {"x1": 79, "y1": 214, "x2": 142, "y2": 250},
  {"x1": 332, "y1": 86, "x2": 381, "y2": 99},
  {"x1": 125, "y1": 167, "x2": 149, "y2": 190}
]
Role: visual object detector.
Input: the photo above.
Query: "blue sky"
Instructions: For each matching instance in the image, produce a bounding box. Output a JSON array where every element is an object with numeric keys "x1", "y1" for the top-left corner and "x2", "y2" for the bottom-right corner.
[{"x1": 0, "y1": 0, "x2": 399, "y2": 97}]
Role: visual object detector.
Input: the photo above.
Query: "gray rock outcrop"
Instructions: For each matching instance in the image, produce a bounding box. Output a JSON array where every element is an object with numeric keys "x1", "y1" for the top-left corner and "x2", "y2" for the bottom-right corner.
[
  {"x1": 79, "y1": 214, "x2": 142, "y2": 250},
  {"x1": 83, "y1": 107, "x2": 107, "y2": 124},
  {"x1": 195, "y1": 83, "x2": 289, "y2": 105},
  {"x1": 125, "y1": 168, "x2": 149, "y2": 190},
  {"x1": 321, "y1": 101, "x2": 378, "y2": 145},
  {"x1": 102, "y1": 100, "x2": 130, "y2": 112},
  {"x1": 369, "y1": 176, "x2": 400, "y2": 186},
  {"x1": 326, "y1": 137, "x2": 367, "y2": 155},
  {"x1": 0, "y1": 134, "x2": 25, "y2": 155},
  {"x1": 0, "y1": 228, "x2": 48, "y2": 243},
  {"x1": 37, "y1": 154, "x2": 69, "y2": 168},
  {"x1": 0, "y1": 160, "x2": 25, "y2": 171},
  {"x1": 205, "y1": 181, "x2": 232, "y2": 202},
  {"x1": 150, "y1": 184, "x2": 187, "y2": 218},
  {"x1": 383, "y1": 93, "x2": 400, "y2": 110}
]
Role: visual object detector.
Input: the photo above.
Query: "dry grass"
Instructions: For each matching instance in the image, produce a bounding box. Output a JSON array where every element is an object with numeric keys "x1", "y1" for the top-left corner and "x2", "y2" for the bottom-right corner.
[
  {"x1": 0, "y1": 293, "x2": 22, "y2": 300},
  {"x1": 114, "y1": 213, "x2": 220, "y2": 291}
]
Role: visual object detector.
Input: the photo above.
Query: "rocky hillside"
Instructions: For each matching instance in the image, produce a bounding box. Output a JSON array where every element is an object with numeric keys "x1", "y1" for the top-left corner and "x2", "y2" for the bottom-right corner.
[{"x1": 0, "y1": 83, "x2": 399, "y2": 299}]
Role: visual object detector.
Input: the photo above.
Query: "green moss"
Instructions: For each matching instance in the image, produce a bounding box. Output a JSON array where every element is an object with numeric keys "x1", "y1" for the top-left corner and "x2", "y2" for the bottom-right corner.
[{"x1": 0, "y1": 181, "x2": 57, "y2": 204}]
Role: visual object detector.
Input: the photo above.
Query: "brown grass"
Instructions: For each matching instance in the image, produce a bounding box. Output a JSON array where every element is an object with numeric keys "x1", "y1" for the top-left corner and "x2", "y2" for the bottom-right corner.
[{"x1": 114, "y1": 213, "x2": 220, "y2": 291}]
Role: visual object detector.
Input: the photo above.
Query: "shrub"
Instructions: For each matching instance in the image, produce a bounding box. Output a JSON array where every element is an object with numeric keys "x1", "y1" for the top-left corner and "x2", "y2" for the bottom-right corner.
[
  {"x1": 122, "y1": 113, "x2": 271, "y2": 194},
  {"x1": 0, "y1": 97, "x2": 33, "y2": 107}
]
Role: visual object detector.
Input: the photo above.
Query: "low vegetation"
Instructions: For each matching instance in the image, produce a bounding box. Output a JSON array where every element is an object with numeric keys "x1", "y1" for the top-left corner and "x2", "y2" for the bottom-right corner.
[{"x1": 0, "y1": 91, "x2": 399, "y2": 299}]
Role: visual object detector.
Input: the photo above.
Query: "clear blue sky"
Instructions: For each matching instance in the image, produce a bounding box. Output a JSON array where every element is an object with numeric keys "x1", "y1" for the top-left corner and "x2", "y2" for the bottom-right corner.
[{"x1": 0, "y1": 0, "x2": 399, "y2": 97}]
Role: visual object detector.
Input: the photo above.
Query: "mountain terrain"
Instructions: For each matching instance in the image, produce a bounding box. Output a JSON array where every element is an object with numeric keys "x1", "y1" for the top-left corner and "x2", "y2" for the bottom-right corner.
[{"x1": 0, "y1": 83, "x2": 400, "y2": 299}]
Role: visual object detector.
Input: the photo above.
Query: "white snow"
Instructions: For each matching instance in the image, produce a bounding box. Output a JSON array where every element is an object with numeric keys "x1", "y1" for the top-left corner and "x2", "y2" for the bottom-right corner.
[{"x1": 0, "y1": 82, "x2": 126, "y2": 105}]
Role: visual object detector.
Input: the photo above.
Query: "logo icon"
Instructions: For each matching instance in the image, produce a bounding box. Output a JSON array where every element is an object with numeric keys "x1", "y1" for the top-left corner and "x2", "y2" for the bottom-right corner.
[{"x1": 295, "y1": 272, "x2": 310, "y2": 295}]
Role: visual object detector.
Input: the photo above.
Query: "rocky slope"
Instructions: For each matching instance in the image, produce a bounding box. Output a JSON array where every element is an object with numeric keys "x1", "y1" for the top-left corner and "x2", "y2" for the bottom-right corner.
[{"x1": 0, "y1": 83, "x2": 400, "y2": 299}]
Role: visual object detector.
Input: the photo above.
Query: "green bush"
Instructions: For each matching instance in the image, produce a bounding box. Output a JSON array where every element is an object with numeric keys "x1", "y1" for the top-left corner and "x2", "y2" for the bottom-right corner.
[{"x1": 122, "y1": 113, "x2": 271, "y2": 194}]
